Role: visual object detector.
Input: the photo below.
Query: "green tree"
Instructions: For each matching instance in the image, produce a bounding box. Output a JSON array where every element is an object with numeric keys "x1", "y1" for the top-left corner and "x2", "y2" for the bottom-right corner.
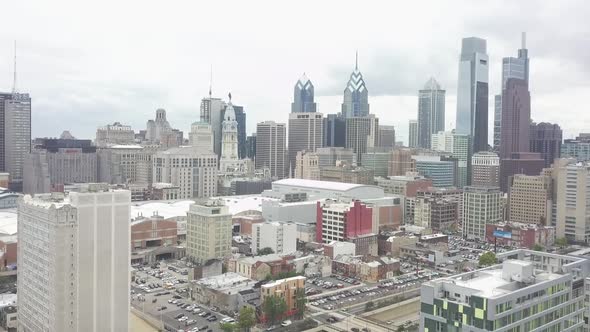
[
  {"x1": 220, "y1": 322, "x2": 235, "y2": 332},
  {"x1": 294, "y1": 288, "x2": 307, "y2": 319},
  {"x1": 555, "y1": 237, "x2": 568, "y2": 248},
  {"x1": 262, "y1": 295, "x2": 288, "y2": 326},
  {"x1": 479, "y1": 251, "x2": 497, "y2": 267},
  {"x1": 533, "y1": 244, "x2": 544, "y2": 252},
  {"x1": 365, "y1": 301, "x2": 375, "y2": 312},
  {"x1": 238, "y1": 306, "x2": 256, "y2": 332},
  {"x1": 257, "y1": 247, "x2": 275, "y2": 255}
]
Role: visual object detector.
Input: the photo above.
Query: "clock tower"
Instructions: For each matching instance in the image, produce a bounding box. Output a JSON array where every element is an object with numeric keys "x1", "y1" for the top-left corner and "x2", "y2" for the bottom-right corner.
[{"x1": 220, "y1": 96, "x2": 239, "y2": 172}]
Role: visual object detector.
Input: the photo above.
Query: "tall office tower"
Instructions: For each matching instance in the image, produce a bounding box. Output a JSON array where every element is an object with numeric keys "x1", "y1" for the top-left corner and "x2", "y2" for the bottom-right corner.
[
  {"x1": 24, "y1": 136, "x2": 98, "y2": 194},
  {"x1": 462, "y1": 186, "x2": 502, "y2": 240},
  {"x1": 294, "y1": 150, "x2": 320, "y2": 180},
  {"x1": 508, "y1": 174, "x2": 551, "y2": 225},
  {"x1": 232, "y1": 105, "x2": 247, "y2": 159},
  {"x1": 95, "y1": 122, "x2": 135, "y2": 147},
  {"x1": 499, "y1": 78, "x2": 531, "y2": 158},
  {"x1": 97, "y1": 144, "x2": 156, "y2": 186},
  {"x1": 345, "y1": 115, "x2": 378, "y2": 165},
  {"x1": 200, "y1": 96, "x2": 226, "y2": 156},
  {"x1": 255, "y1": 121, "x2": 287, "y2": 179},
  {"x1": 0, "y1": 93, "x2": 13, "y2": 173},
  {"x1": 408, "y1": 120, "x2": 418, "y2": 148},
  {"x1": 323, "y1": 113, "x2": 346, "y2": 147},
  {"x1": 494, "y1": 32, "x2": 529, "y2": 151},
  {"x1": 186, "y1": 199, "x2": 232, "y2": 264},
  {"x1": 530, "y1": 122, "x2": 562, "y2": 167},
  {"x1": 555, "y1": 162, "x2": 590, "y2": 243},
  {"x1": 362, "y1": 147, "x2": 391, "y2": 178},
  {"x1": 5, "y1": 93, "x2": 31, "y2": 191},
  {"x1": 377, "y1": 125, "x2": 396, "y2": 148},
  {"x1": 471, "y1": 151, "x2": 500, "y2": 187},
  {"x1": 246, "y1": 134, "x2": 256, "y2": 159},
  {"x1": 288, "y1": 112, "x2": 323, "y2": 174},
  {"x1": 291, "y1": 73, "x2": 317, "y2": 113},
  {"x1": 452, "y1": 133, "x2": 472, "y2": 188},
  {"x1": 456, "y1": 37, "x2": 489, "y2": 153},
  {"x1": 421, "y1": 250, "x2": 590, "y2": 332},
  {"x1": 499, "y1": 152, "x2": 544, "y2": 192},
  {"x1": 341, "y1": 54, "x2": 369, "y2": 118},
  {"x1": 417, "y1": 78, "x2": 445, "y2": 149},
  {"x1": 153, "y1": 146, "x2": 218, "y2": 199},
  {"x1": 315, "y1": 147, "x2": 355, "y2": 168},
  {"x1": 388, "y1": 148, "x2": 415, "y2": 176},
  {"x1": 219, "y1": 101, "x2": 240, "y2": 172},
  {"x1": 18, "y1": 186, "x2": 130, "y2": 332},
  {"x1": 188, "y1": 121, "x2": 214, "y2": 153}
]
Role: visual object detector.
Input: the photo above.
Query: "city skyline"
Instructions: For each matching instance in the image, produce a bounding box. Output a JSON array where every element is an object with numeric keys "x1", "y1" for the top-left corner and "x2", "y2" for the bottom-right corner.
[{"x1": 1, "y1": 1, "x2": 588, "y2": 144}]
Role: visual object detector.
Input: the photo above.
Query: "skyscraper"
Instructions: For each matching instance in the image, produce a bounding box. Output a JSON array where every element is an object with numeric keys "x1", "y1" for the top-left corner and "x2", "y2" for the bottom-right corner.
[
  {"x1": 494, "y1": 32, "x2": 529, "y2": 151},
  {"x1": 0, "y1": 93, "x2": 13, "y2": 174},
  {"x1": 323, "y1": 113, "x2": 346, "y2": 147},
  {"x1": 188, "y1": 121, "x2": 214, "y2": 153},
  {"x1": 499, "y1": 78, "x2": 531, "y2": 159},
  {"x1": 555, "y1": 162, "x2": 590, "y2": 243},
  {"x1": 471, "y1": 151, "x2": 500, "y2": 187},
  {"x1": 378, "y1": 125, "x2": 396, "y2": 148},
  {"x1": 288, "y1": 112, "x2": 323, "y2": 174},
  {"x1": 508, "y1": 174, "x2": 551, "y2": 225},
  {"x1": 408, "y1": 120, "x2": 418, "y2": 148},
  {"x1": 456, "y1": 37, "x2": 489, "y2": 153},
  {"x1": 530, "y1": 122, "x2": 562, "y2": 168},
  {"x1": 18, "y1": 186, "x2": 131, "y2": 331},
  {"x1": 341, "y1": 53, "x2": 369, "y2": 118},
  {"x1": 345, "y1": 115, "x2": 378, "y2": 165},
  {"x1": 255, "y1": 121, "x2": 287, "y2": 179},
  {"x1": 200, "y1": 96, "x2": 225, "y2": 156},
  {"x1": 462, "y1": 186, "x2": 502, "y2": 240},
  {"x1": 5, "y1": 92, "x2": 31, "y2": 191},
  {"x1": 291, "y1": 73, "x2": 317, "y2": 113},
  {"x1": 417, "y1": 78, "x2": 445, "y2": 149},
  {"x1": 232, "y1": 105, "x2": 247, "y2": 159},
  {"x1": 186, "y1": 199, "x2": 232, "y2": 264}
]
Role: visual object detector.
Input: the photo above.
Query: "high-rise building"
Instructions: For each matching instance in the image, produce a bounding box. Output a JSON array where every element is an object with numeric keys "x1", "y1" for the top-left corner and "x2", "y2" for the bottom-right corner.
[
  {"x1": 388, "y1": 148, "x2": 416, "y2": 176},
  {"x1": 322, "y1": 114, "x2": 346, "y2": 148},
  {"x1": 555, "y1": 162, "x2": 590, "y2": 243},
  {"x1": 294, "y1": 150, "x2": 320, "y2": 180},
  {"x1": 97, "y1": 144, "x2": 156, "y2": 186},
  {"x1": 255, "y1": 121, "x2": 287, "y2": 179},
  {"x1": 319, "y1": 164, "x2": 374, "y2": 185},
  {"x1": 144, "y1": 108, "x2": 183, "y2": 148},
  {"x1": 414, "y1": 195, "x2": 459, "y2": 231},
  {"x1": 251, "y1": 221, "x2": 297, "y2": 255},
  {"x1": 0, "y1": 93, "x2": 13, "y2": 174},
  {"x1": 499, "y1": 152, "x2": 544, "y2": 192},
  {"x1": 456, "y1": 37, "x2": 489, "y2": 153},
  {"x1": 562, "y1": 138, "x2": 590, "y2": 161},
  {"x1": 420, "y1": 250, "x2": 589, "y2": 332},
  {"x1": 453, "y1": 134, "x2": 472, "y2": 188},
  {"x1": 377, "y1": 125, "x2": 396, "y2": 148},
  {"x1": 153, "y1": 146, "x2": 218, "y2": 199},
  {"x1": 95, "y1": 122, "x2": 135, "y2": 147},
  {"x1": 291, "y1": 73, "x2": 317, "y2": 113},
  {"x1": 186, "y1": 199, "x2": 232, "y2": 264},
  {"x1": 341, "y1": 54, "x2": 369, "y2": 118},
  {"x1": 530, "y1": 122, "x2": 562, "y2": 168},
  {"x1": 408, "y1": 120, "x2": 418, "y2": 148},
  {"x1": 188, "y1": 122, "x2": 214, "y2": 153},
  {"x1": 316, "y1": 147, "x2": 355, "y2": 168},
  {"x1": 200, "y1": 96, "x2": 226, "y2": 156},
  {"x1": 499, "y1": 78, "x2": 531, "y2": 159},
  {"x1": 18, "y1": 186, "x2": 130, "y2": 331},
  {"x1": 287, "y1": 112, "x2": 323, "y2": 174},
  {"x1": 24, "y1": 136, "x2": 98, "y2": 194},
  {"x1": 508, "y1": 174, "x2": 551, "y2": 225},
  {"x1": 471, "y1": 151, "x2": 500, "y2": 187},
  {"x1": 494, "y1": 32, "x2": 529, "y2": 151},
  {"x1": 417, "y1": 78, "x2": 445, "y2": 149},
  {"x1": 414, "y1": 156, "x2": 456, "y2": 188},
  {"x1": 246, "y1": 134, "x2": 256, "y2": 159},
  {"x1": 232, "y1": 104, "x2": 247, "y2": 159},
  {"x1": 220, "y1": 101, "x2": 240, "y2": 172},
  {"x1": 431, "y1": 130, "x2": 454, "y2": 152},
  {"x1": 361, "y1": 147, "x2": 391, "y2": 178},
  {"x1": 5, "y1": 93, "x2": 31, "y2": 191},
  {"x1": 345, "y1": 115, "x2": 378, "y2": 165},
  {"x1": 462, "y1": 186, "x2": 502, "y2": 239}
]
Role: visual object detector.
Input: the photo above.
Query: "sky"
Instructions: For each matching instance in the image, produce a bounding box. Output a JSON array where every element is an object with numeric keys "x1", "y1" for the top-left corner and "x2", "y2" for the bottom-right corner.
[{"x1": 1, "y1": 0, "x2": 589, "y2": 145}]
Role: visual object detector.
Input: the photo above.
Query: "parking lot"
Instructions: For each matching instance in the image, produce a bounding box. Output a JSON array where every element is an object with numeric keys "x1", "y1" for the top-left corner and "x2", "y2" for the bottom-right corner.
[{"x1": 305, "y1": 275, "x2": 362, "y2": 296}]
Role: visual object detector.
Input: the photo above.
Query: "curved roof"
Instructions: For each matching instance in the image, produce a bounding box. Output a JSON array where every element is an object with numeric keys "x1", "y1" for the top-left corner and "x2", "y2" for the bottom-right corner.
[
  {"x1": 273, "y1": 178, "x2": 380, "y2": 192},
  {"x1": 423, "y1": 77, "x2": 442, "y2": 90}
]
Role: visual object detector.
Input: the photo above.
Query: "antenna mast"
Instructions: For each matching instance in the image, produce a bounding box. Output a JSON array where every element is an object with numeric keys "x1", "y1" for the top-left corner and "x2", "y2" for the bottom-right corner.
[{"x1": 12, "y1": 41, "x2": 17, "y2": 94}]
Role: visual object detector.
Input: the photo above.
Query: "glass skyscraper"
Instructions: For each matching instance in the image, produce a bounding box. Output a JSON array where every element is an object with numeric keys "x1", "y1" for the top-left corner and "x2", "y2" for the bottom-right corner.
[
  {"x1": 291, "y1": 73, "x2": 317, "y2": 113},
  {"x1": 417, "y1": 77, "x2": 445, "y2": 149},
  {"x1": 341, "y1": 55, "x2": 369, "y2": 118},
  {"x1": 455, "y1": 37, "x2": 489, "y2": 153}
]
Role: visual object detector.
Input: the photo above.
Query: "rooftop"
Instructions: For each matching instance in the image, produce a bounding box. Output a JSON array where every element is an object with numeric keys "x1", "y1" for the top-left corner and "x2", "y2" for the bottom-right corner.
[
  {"x1": 273, "y1": 178, "x2": 368, "y2": 192},
  {"x1": 0, "y1": 210, "x2": 17, "y2": 236},
  {"x1": 195, "y1": 272, "x2": 255, "y2": 291},
  {"x1": 261, "y1": 275, "x2": 306, "y2": 289}
]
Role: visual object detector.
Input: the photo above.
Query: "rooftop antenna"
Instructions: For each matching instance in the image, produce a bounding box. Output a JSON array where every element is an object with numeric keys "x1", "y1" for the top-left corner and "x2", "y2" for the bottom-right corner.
[
  {"x1": 12, "y1": 40, "x2": 17, "y2": 95},
  {"x1": 209, "y1": 64, "x2": 213, "y2": 97},
  {"x1": 521, "y1": 32, "x2": 526, "y2": 49}
]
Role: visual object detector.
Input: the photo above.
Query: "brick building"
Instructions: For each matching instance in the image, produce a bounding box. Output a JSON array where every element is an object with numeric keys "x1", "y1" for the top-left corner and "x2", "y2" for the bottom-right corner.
[
  {"x1": 485, "y1": 222, "x2": 556, "y2": 249},
  {"x1": 131, "y1": 214, "x2": 178, "y2": 249}
]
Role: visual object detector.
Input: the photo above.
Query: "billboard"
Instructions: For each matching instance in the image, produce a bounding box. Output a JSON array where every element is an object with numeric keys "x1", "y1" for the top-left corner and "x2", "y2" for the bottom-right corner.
[{"x1": 493, "y1": 230, "x2": 512, "y2": 239}]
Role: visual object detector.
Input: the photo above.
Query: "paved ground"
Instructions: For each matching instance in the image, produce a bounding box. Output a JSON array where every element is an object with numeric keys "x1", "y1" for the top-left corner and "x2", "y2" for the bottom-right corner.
[{"x1": 130, "y1": 312, "x2": 158, "y2": 332}]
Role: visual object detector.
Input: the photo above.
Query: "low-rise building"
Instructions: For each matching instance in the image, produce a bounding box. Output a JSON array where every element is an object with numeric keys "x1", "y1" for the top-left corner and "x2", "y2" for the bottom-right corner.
[
  {"x1": 323, "y1": 241, "x2": 356, "y2": 259},
  {"x1": 251, "y1": 221, "x2": 297, "y2": 255},
  {"x1": 358, "y1": 257, "x2": 400, "y2": 282},
  {"x1": 131, "y1": 214, "x2": 178, "y2": 250},
  {"x1": 485, "y1": 222, "x2": 556, "y2": 249},
  {"x1": 261, "y1": 276, "x2": 306, "y2": 318},
  {"x1": 231, "y1": 254, "x2": 295, "y2": 281},
  {"x1": 192, "y1": 273, "x2": 258, "y2": 312},
  {"x1": 320, "y1": 164, "x2": 374, "y2": 185},
  {"x1": 378, "y1": 233, "x2": 419, "y2": 257}
]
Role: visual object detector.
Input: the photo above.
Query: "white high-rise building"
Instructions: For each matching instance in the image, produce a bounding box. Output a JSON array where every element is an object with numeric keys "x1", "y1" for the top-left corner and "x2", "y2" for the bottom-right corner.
[
  {"x1": 188, "y1": 122, "x2": 214, "y2": 153},
  {"x1": 251, "y1": 222, "x2": 297, "y2": 255},
  {"x1": 555, "y1": 162, "x2": 590, "y2": 243},
  {"x1": 186, "y1": 199, "x2": 232, "y2": 264},
  {"x1": 17, "y1": 185, "x2": 131, "y2": 332},
  {"x1": 431, "y1": 131, "x2": 454, "y2": 152},
  {"x1": 462, "y1": 186, "x2": 502, "y2": 239}
]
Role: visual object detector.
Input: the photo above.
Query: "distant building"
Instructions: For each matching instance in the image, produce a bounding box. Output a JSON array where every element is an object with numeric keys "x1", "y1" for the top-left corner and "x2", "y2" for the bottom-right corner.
[
  {"x1": 193, "y1": 273, "x2": 258, "y2": 313},
  {"x1": 261, "y1": 276, "x2": 305, "y2": 318},
  {"x1": 188, "y1": 122, "x2": 214, "y2": 153},
  {"x1": 251, "y1": 222, "x2": 297, "y2": 255},
  {"x1": 471, "y1": 151, "x2": 500, "y2": 187},
  {"x1": 24, "y1": 136, "x2": 97, "y2": 194},
  {"x1": 388, "y1": 148, "x2": 415, "y2": 176},
  {"x1": 186, "y1": 199, "x2": 232, "y2": 264},
  {"x1": 485, "y1": 222, "x2": 555, "y2": 249},
  {"x1": 294, "y1": 150, "x2": 320, "y2": 180},
  {"x1": 246, "y1": 134, "x2": 256, "y2": 159},
  {"x1": 18, "y1": 186, "x2": 130, "y2": 331},
  {"x1": 561, "y1": 137, "x2": 590, "y2": 161},
  {"x1": 361, "y1": 148, "x2": 391, "y2": 178},
  {"x1": 322, "y1": 114, "x2": 346, "y2": 148},
  {"x1": 320, "y1": 164, "x2": 374, "y2": 185},
  {"x1": 417, "y1": 78, "x2": 445, "y2": 149},
  {"x1": 378, "y1": 125, "x2": 396, "y2": 148},
  {"x1": 4, "y1": 93, "x2": 31, "y2": 191},
  {"x1": 256, "y1": 121, "x2": 287, "y2": 179},
  {"x1": 288, "y1": 112, "x2": 323, "y2": 174},
  {"x1": 97, "y1": 144, "x2": 156, "y2": 187},
  {"x1": 414, "y1": 156, "x2": 455, "y2": 187},
  {"x1": 530, "y1": 122, "x2": 562, "y2": 168},
  {"x1": 499, "y1": 152, "x2": 544, "y2": 192},
  {"x1": 341, "y1": 56, "x2": 369, "y2": 118},
  {"x1": 291, "y1": 73, "x2": 317, "y2": 113},
  {"x1": 408, "y1": 120, "x2": 418, "y2": 148},
  {"x1": 376, "y1": 174, "x2": 433, "y2": 197},
  {"x1": 508, "y1": 174, "x2": 551, "y2": 225},
  {"x1": 144, "y1": 108, "x2": 183, "y2": 148},
  {"x1": 131, "y1": 215, "x2": 178, "y2": 250},
  {"x1": 462, "y1": 186, "x2": 502, "y2": 239},
  {"x1": 95, "y1": 122, "x2": 135, "y2": 147},
  {"x1": 345, "y1": 115, "x2": 379, "y2": 165},
  {"x1": 316, "y1": 147, "x2": 355, "y2": 168}
]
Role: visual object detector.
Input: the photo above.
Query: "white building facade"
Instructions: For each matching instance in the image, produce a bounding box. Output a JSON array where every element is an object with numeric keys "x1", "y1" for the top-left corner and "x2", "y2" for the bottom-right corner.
[{"x1": 251, "y1": 221, "x2": 297, "y2": 255}]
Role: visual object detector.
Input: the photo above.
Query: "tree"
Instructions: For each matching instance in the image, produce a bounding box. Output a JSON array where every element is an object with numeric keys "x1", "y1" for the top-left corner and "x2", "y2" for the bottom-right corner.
[
  {"x1": 262, "y1": 295, "x2": 288, "y2": 326},
  {"x1": 257, "y1": 247, "x2": 274, "y2": 255},
  {"x1": 555, "y1": 237, "x2": 568, "y2": 248},
  {"x1": 220, "y1": 322, "x2": 235, "y2": 332},
  {"x1": 294, "y1": 288, "x2": 307, "y2": 320},
  {"x1": 479, "y1": 251, "x2": 497, "y2": 267},
  {"x1": 238, "y1": 306, "x2": 256, "y2": 332},
  {"x1": 365, "y1": 301, "x2": 375, "y2": 312},
  {"x1": 533, "y1": 244, "x2": 544, "y2": 252}
]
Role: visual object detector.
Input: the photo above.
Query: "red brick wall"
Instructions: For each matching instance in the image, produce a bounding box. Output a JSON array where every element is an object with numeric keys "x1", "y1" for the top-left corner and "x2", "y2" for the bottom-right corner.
[
  {"x1": 344, "y1": 201, "x2": 372, "y2": 239},
  {"x1": 131, "y1": 219, "x2": 178, "y2": 248},
  {"x1": 0, "y1": 241, "x2": 16, "y2": 266},
  {"x1": 405, "y1": 179, "x2": 433, "y2": 197}
]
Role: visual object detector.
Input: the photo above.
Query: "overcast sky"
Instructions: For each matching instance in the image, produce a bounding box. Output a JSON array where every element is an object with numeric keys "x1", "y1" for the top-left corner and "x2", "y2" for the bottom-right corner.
[{"x1": 1, "y1": 0, "x2": 589, "y2": 144}]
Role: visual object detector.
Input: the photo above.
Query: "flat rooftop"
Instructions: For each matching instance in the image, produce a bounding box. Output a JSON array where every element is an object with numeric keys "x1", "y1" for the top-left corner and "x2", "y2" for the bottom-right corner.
[{"x1": 273, "y1": 178, "x2": 370, "y2": 192}]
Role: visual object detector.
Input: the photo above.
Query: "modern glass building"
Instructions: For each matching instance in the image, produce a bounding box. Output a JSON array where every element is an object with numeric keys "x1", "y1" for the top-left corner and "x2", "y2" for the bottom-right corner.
[
  {"x1": 417, "y1": 77, "x2": 445, "y2": 149},
  {"x1": 455, "y1": 37, "x2": 489, "y2": 153},
  {"x1": 341, "y1": 55, "x2": 369, "y2": 118},
  {"x1": 291, "y1": 73, "x2": 317, "y2": 113},
  {"x1": 415, "y1": 158, "x2": 455, "y2": 188}
]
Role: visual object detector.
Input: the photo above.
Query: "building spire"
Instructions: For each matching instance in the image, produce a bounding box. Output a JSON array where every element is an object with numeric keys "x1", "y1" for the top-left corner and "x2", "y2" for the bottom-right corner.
[
  {"x1": 12, "y1": 40, "x2": 17, "y2": 95},
  {"x1": 355, "y1": 50, "x2": 358, "y2": 70},
  {"x1": 521, "y1": 32, "x2": 526, "y2": 49}
]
